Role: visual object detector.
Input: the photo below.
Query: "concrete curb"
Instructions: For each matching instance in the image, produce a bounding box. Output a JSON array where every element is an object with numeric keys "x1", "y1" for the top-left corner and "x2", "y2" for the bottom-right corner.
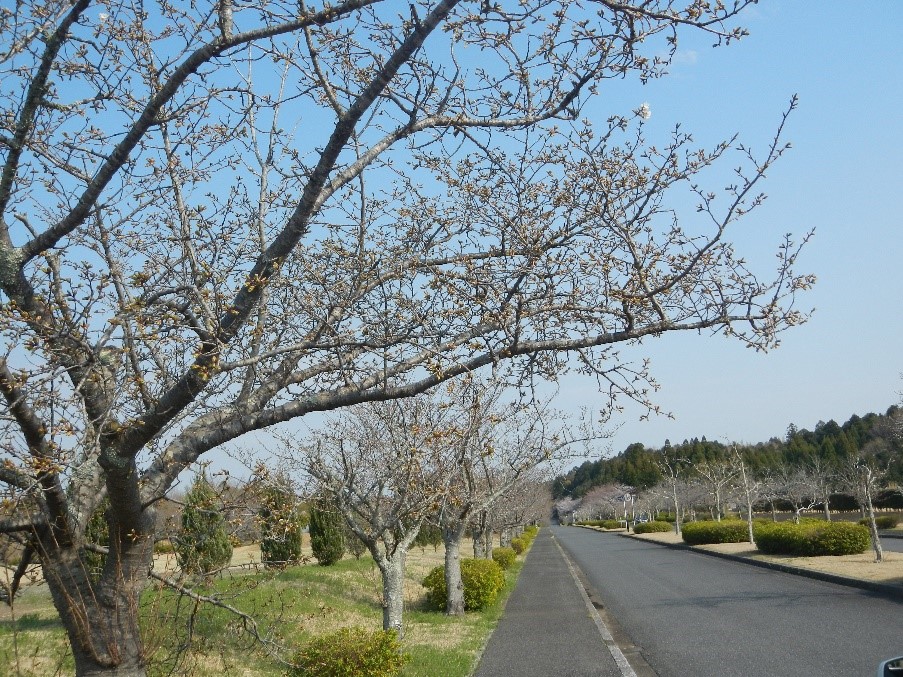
[{"x1": 617, "y1": 531, "x2": 903, "y2": 603}]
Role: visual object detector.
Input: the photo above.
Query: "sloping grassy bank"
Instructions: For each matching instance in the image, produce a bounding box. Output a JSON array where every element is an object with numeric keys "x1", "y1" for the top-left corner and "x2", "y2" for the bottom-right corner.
[{"x1": 1, "y1": 539, "x2": 529, "y2": 676}]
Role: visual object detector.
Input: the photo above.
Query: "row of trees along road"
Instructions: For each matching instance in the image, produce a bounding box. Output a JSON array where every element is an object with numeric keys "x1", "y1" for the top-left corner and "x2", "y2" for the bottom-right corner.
[
  {"x1": 297, "y1": 376, "x2": 588, "y2": 635},
  {"x1": 0, "y1": 2, "x2": 813, "y2": 675},
  {"x1": 554, "y1": 407, "x2": 903, "y2": 562}
]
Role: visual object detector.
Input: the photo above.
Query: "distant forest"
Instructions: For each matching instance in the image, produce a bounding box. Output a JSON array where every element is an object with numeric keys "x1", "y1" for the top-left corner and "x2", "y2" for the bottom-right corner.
[{"x1": 551, "y1": 405, "x2": 903, "y2": 500}]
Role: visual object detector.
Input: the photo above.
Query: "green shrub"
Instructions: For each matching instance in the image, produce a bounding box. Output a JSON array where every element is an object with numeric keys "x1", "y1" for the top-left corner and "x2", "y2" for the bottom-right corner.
[
  {"x1": 287, "y1": 627, "x2": 409, "y2": 677},
  {"x1": 260, "y1": 484, "x2": 306, "y2": 569},
  {"x1": 656, "y1": 513, "x2": 677, "y2": 523},
  {"x1": 681, "y1": 520, "x2": 749, "y2": 545},
  {"x1": 860, "y1": 515, "x2": 900, "y2": 530},
  {"x1": 176, "y1": 474, "x2": 233, "y2": 577},
  {"x1": 509, "y1": 536, "x2": 526, "y2": 555},
  {"x1": 523, "y1": 525, "x2": 539, "y2": 539},
  {"x1": 754, "y1": 522, "x2": 809, "y2": 555},
  {"x1": 154, "y1": 539, "x2": 175, "y2": 555},
  {"x1": 422, "y1": 558, "x2": 505, "y2": 611},
  {"x1": 492, "y1": 547, "x2": 516, "y2": 570},
  {"x1": 810, "y1": 522, "x2": 871, "y2": 556},
  {"x1": 633, "y1": 521, "x2": 673, "y2": 534},
  {"x1": 309, "y1": 499, "x2": 346, "y2": 566},
  {"x1": 577, "y1": 519, "x2": 622, "y2": 529},
  {"x1": 754, "y1": 521, "x2": 869, "y2": 556}
]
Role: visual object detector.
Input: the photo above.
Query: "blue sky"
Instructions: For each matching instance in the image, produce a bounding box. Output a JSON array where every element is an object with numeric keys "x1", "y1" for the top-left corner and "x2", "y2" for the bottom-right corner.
[{"x1": 555, "y1": 2, "x2": 903, "y2": 455}]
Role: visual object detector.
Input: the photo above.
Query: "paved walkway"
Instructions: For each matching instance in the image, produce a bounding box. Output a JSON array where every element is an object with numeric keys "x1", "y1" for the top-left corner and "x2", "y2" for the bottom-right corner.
[{"x1": 474, "y1": 529, "x2": 633, "y2": 677}]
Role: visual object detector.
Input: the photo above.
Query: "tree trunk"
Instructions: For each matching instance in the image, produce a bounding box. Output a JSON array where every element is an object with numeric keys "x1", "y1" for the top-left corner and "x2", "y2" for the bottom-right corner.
[
  {"x1": 34, "y1": 461, "x2": 157, "y2": 677},
  {"x1": 822, "y1": 493, "x2": 831, "y2": 522},
  {"x1": 744, "y1": 495, "x2": 755, "y2": 545},
  {"x1": 864, "y1": 491, "x2": 884, "y2": 563},
  {"x1": 472, "y1": 527, "x2": 485, "y2": 558},
  {"x1": 376, "y1": 551, "x2": 407, "y2": 638},
  {"x1": 671, "y1": 487, "x2": 682, "y2": 536},
  {"x1": 38, "y1": 527, "x2": 154, "y2": 676},
  {"x1": 482, "y1": 528, "x2": 493, "y2": 560},
  {"x1": 499, "y1": 528, "x2": 511, "y2": 548},
  {"x1": 442, "y1": 526, "x2": 466, "y2": 616}
]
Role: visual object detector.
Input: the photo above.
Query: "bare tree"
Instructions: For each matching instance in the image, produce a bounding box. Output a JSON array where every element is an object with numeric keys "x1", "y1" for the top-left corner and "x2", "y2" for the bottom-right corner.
[
  {"x1": 581, "y1": 483, "x2": 632, "y2": 521},
  {"x1": 493, "y1": 477, "x2": 551, "y2": 546},
  {"x1": 301, "y1": 396, "x2": 459, "y2": 637},
  {"x1": 806, "y1": 456, "x2": 838, "y2": 522},
  {"x1": 773, "y1": 464, "x2": 819, "y2": 523},
  {"x1": 838, "y1": 442, "x2": 891, "y2": 563},
  {"x1": 656, "y1": 452, "x2": 691, "y2": 534},
  {"x1": 695, "y1": 459, "x2": 738, "y2": 521},
  {"x1": 635, "y1": 486, "x2": 671, "y2": 522},
  {"x1": 729, "y1": 446, "x2": 769, "y2": 544},
  {"x1": 436, "y1": 380, "x2": 588, "y2": 614},
  {"x1": 554, "y1": 497, "x2": 581, "y2": 525},
  {"x1": 0, "y1": 2, "x2": 812, "y2": 674}
]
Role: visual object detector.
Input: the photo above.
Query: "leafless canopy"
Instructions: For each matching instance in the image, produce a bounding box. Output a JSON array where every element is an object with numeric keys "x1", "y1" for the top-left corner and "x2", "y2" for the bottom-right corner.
[{"x1": 0, "y1": 1, "x2": 811, "y2": 671}]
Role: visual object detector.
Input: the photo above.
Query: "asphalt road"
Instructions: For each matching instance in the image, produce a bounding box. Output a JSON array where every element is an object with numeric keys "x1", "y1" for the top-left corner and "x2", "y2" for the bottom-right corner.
[
  {"x1": 878, "y1": 534, "x2": 903, "y2": 553},
  {"x1": 553, "y1": 525, "x2": 903, "y2": 677}
]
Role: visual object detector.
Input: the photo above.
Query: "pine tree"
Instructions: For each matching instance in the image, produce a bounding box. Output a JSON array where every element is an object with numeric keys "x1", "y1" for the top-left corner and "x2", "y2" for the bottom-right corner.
[
  {"x1": 176, "y1": 474, "x2": 233, "y2": 577},
  {"x1": 309, "y1": 498, "x2": 345, "y2": 566},
  {"x1": 259, "y1": 483, "x2": 306, "y2": 568}
]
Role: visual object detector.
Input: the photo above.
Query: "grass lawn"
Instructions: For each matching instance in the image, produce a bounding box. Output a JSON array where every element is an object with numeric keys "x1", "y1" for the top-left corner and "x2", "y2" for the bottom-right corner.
[{"x1": 0, "y1": 537, "x2": 528, "y2": 676}]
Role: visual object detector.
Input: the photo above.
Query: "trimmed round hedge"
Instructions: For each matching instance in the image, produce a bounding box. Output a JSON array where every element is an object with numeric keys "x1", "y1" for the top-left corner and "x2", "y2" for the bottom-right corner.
[
  {"x1": 576, "y1": 519, "x2": 622, "y2": 529},
  {"x1": 860, "y1": 515, "x2": 899, "y2": 530},
  {"x1": 422, "y1": 558, "x2": 505, "y2": 611},
  {"x1": 681, "y1": 520, "x2": 749, "y2": 545},
  {"x1": 633, "y1": 521, "x2": 673, "y2": 534},
  {"x1": 288, "y1": 627, "x2": 409, "y2": 677},
  {"x1": 492, "y1": 547, "x2": 516, "y2": 570},
  {"x1": 754, "y1": 520, "x2": 869, "y2": 556}
]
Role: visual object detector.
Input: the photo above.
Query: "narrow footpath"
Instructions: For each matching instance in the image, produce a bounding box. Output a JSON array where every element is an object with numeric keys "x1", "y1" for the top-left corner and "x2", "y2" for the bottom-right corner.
[{"x1": 474, "y1": 528, "x2": 634, "y2": 677}]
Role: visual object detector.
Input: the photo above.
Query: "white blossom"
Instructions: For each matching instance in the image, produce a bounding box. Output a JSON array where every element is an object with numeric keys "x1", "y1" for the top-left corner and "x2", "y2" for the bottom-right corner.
[{"x1": 638, "y1": 102, "x2": 651, "y2": 120}]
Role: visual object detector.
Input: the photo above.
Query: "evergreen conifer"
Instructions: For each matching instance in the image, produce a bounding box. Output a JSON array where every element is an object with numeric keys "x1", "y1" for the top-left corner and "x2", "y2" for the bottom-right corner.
[{"x1": 176, "y1": 474, "x2": 233, "y2": 577}]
